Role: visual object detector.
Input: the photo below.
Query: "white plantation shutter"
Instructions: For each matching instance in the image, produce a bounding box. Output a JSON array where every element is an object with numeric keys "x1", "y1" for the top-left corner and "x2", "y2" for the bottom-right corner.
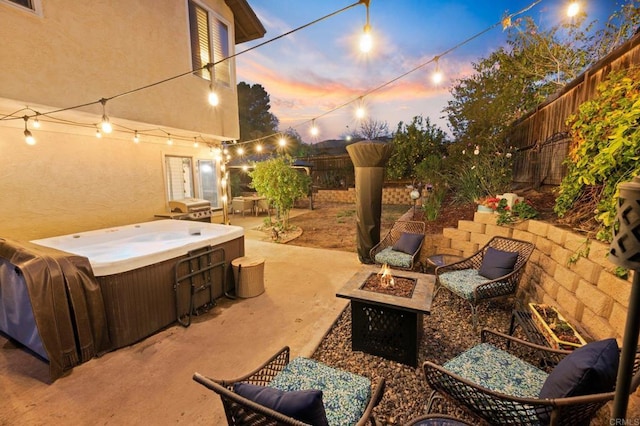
[
  {"x1": 212, "y1": 19, "x2": 230, "y2": 86},
  {"x1": 188, "y1": 0, "x2": 231, "y2": 84}
]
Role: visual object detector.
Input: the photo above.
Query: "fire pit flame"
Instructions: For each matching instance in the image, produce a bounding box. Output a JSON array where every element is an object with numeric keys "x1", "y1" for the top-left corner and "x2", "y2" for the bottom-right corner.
[{"x1": 378, "y1": 263, "x2": 395, "y2": 288}]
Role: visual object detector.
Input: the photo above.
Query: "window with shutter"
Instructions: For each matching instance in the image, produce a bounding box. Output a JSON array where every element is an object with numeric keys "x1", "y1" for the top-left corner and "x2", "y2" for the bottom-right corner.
[{"x1": 188, "y1": 0, "x2": 232, "y2": 86}]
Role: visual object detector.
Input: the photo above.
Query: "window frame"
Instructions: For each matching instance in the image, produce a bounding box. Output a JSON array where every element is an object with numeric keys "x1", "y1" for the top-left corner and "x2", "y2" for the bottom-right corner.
[
  {"x1": 187, "y1": 0, "x2": 234, "y2": 88},
  {"x1": 1, "y1": 0, "x2": 43, "y2": 16}
]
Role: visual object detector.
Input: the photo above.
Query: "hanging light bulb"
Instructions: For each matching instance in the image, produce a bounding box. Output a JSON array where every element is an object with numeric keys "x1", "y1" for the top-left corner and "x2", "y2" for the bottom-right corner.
[
  {"x1": 355, "y1": 97, "x2": 366, "y2": 119},
  {"x1": 241, "y1": 165, "x2": 249, "y2": 172},
  {"x1": 99, "y1": 98, "x2": 112, "y2": 134},
  {"x1": 208, "y1": 83, "x2": 219, "y2": 106},
  {"x1": 32, "y1": 114, "x2": 41, "y2": 129},
  {"x1": 167, "y1": 134, "x2": 173, "y2": 145},
  {"x1": 567, "y1": 1, "x2": 580, "y2": 17},
  {"x1": 237, "y1": 147, "x2": 245, "y2": 156},
  {"x1": 255, "y1": 144, "x2": 263, "y2": 153},
  {"x1": 278, "y1": 136, "x2": 287, "y2": 147},
  {"x1": 193, "y1": 137, "x2": 199, "y2": 148},
  {"x1": 96, "y1": 128, "x2": 102, "y2": 139},
  {"x1": 23, "y1": 116, "x2": 35, "y2": 145},
  {"x1": 310, "y1": 120, "x2": 319, "y2": 137},
  {"x1": 432, "y1": 57, "x2": 443, "y2": 85},
  {"x1": 359, "y1": 0, "x2": 372, "y2": 53},
  {"x1": 133, "y1": 131, "x2": 140, "y2": 143}
]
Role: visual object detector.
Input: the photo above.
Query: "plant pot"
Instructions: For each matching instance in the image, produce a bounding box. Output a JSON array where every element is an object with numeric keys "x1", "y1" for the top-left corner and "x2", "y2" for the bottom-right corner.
[
  {"x1": 528, "y1": 303, "x2": 587, "y2": 350},
  {"x1": 477, "y1": 205, "x2": 494, "y2": 213}
]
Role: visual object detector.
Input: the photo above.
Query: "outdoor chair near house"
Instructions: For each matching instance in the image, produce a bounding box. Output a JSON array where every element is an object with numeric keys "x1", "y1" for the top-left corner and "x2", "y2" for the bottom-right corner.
[
  {"x1": 193, "y1": 346, "x2": 385, "y2": 426},
  {"x1": 423, "y1": 329, "x2": 640, "y2": 426},
  {"x1": 434, "y1": 236, "x2": 534, "y2": 327},
  {"x1": 231, "y1": 197, "x2": 253, "y2": 216},
  {"x1": 256, "y1": 198, "x2": 272, "y2": 216},
  {"x1": 370, "y1": 220, "x2": 426, "y2": 271}
]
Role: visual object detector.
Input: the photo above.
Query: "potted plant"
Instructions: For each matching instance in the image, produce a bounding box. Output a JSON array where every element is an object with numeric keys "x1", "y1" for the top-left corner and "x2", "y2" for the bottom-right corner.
[{"x1": 528, "y1": 303, "x2": 587, "y2": 350}]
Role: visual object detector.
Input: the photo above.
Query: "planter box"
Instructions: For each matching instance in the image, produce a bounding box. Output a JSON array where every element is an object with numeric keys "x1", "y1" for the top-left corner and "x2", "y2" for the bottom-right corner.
[{"x1": 528, "y1": 303, "x2": 587, "y2": 350}]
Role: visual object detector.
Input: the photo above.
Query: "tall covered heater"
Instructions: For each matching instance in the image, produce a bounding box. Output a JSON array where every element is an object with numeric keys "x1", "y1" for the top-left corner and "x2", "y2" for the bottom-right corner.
[
  {"x1": 346, "y1": 141, "x2": 393, "y2": 264},
  {"x1": 609, "y1": 175, "x2": 640, "y2": 420}
]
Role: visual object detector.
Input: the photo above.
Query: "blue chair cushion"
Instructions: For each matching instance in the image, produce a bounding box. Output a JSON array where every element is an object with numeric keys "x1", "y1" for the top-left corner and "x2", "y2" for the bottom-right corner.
[
  {"x1": 438, "y1": 269, "x2": 492, "y2": 301},
  {"x1": 443, "y1": 343, "x2": 548, "y2": 398},
  {"x1": 268, "y1": 357, "x2": 372, "y2": 426},
  {"x1": 478, "y1": 247, "x2": 518, "y2": 279},
  {"x1": 234, "y1": 382, "x2": 328, "y2": 426},
  {"x1": 374, "y1": 247, "x2": 413, "y2": 269},
  {"x1": 393, "y1": 232, "x2": 424, "y2": 255},
  {"x1": 539, "y1": 338, "x2": 619, "y2": 399}
]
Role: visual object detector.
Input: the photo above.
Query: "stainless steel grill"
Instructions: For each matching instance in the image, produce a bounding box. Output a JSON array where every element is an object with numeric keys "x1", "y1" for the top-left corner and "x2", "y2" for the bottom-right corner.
[{"x1": 168, "y1": 198, "x2": 212, "y2": 222}]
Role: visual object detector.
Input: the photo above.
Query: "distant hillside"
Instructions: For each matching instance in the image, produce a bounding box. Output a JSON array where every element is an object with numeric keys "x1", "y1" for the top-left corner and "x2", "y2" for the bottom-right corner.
[{"x1": 309, "y1": 137, "x2": 392, "y2": 156}]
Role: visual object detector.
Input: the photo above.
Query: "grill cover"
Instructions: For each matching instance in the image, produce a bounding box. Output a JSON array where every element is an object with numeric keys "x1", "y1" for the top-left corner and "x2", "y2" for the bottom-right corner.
[{"x1": 346, "y1": 141, "x2": 393, "y2": 263}]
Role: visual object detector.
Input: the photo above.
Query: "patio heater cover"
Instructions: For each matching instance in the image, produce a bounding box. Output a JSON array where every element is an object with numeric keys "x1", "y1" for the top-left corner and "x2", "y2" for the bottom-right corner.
[
  {"x1": 346, "y1": 141, "x2": 393, "y2": 263},
  {"x1": 608, "y1": 175, "x2": 640, "y2": 419}
]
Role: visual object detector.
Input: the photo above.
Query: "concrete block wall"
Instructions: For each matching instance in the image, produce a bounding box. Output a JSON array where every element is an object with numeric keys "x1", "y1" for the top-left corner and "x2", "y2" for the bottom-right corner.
[
  {"x1": 315, "y1": 187, "x2": 414, "y2": 205},
  {"x1": 420, "y1": 211, "x2": 634, "y2": 343}
]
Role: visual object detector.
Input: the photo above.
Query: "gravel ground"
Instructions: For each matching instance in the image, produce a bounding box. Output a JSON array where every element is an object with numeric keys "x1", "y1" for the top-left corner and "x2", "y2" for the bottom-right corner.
[{"x1": 311, "y1": 290, "x2": 613, "y2": 426}]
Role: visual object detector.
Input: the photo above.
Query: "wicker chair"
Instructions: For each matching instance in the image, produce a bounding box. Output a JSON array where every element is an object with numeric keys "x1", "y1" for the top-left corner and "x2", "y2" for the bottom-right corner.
[
  {"x1": 232, "y1": 197, "x2": 254, "y2": 216},
  {"x1": 193, "y1": 346, "x2": 385, "y2": 426},
  {"x1": 434, "y1": 236, "x2": 534, "y2": 327},
  {"x1": 370, "y1": 220, "x2": 426, "y2": 271},
  {"x1": 423, "y1": 329, "x2": 640, "y2": 426}
]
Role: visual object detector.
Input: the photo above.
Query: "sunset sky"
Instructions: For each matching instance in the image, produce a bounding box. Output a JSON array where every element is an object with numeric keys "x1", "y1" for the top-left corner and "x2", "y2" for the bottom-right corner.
[{"x1": 235, "y1": 0, "x2": 620, "y2": 142}]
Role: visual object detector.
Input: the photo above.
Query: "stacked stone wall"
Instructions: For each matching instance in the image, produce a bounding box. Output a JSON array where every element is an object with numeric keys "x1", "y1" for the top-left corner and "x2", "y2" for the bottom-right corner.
[{"x1": 314, "y1": 187, "x2": 413, "y2": 205}]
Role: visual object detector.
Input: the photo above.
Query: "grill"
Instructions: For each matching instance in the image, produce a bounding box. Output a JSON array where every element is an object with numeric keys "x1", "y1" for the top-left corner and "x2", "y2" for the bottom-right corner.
[{"x1": 168, "y1": 198, "x2": 212, "y2": 222}]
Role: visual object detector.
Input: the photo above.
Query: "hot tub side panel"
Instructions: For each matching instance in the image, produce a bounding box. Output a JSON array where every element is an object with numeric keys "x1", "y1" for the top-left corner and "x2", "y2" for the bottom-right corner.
[{"x1": 96, "y1": 237, "x2": 244, "y2": 349}]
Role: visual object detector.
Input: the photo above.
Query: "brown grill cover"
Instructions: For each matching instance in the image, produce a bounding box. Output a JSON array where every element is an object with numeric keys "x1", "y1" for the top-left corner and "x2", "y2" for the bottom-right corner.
[
  {"x1": 0, "y1": 238, "x2": 111, "y2": 382},
  {"x1": 346, "y1": 141, "x2": 393, "y2": 263}
]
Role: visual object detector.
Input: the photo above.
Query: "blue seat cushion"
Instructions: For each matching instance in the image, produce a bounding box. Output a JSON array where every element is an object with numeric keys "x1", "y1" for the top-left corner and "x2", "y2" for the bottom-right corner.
[
  {"x1": 234, "y1": 382, "x2": 328, "y2": 426},
  {"x1": 393, "y1": 232, "x2": 424, "y2": 255},
  {"x1": 374, "y1": 247, "x2": 413, "y2": 268},
  {"x1": 438, "y1": 269, "x2": 492, "y2": 301},
  {"x1": 269, "y1": 357, "x2": 372, "y2": 426},
  {"x1": 443, "y1": 343, "x2": 548, "y2": 398}
]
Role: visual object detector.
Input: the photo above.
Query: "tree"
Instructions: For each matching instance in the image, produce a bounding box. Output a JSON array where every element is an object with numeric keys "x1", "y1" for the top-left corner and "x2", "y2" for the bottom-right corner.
[
  {"x1": 386, "y1": 115, "x2": 448, "y2": 181},
  {"x1": 248, "y1": 156, "x2": 310, "y2": 231},
  {"x1": 355, "y1": 118, "x2": 390, "y2": 140},
  {"x1": 237, "y1": 82, "x2": 279, "y2": 141}
]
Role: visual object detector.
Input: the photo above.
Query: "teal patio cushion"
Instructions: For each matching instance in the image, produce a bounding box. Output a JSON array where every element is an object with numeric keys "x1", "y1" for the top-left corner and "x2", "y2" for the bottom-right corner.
[
  {"x1": 438, "y1": 269, "x2": 493, "y2": 301},
  {"x1": 374, "y1": 247, "x2": 413, "y2": 268},
  {"x1": 269, "y1": 357, "x2": 371, "y2": 426},
  {"x1": 444, "y1": 343, "x2": 548, "y2": 398}
]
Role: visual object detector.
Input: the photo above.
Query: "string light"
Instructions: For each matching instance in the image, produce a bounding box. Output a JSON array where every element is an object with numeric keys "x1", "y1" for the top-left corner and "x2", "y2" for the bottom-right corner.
[
  {"x1": 193, "y1": 137, "x2": 199, "y2": 148},
  {"x1": 359, "y1": 0, "x2": 372, "y2": 53},
  {"x1": 167, "y1": 134, "x2": 173, "y2": 145},
  {"x1": 567, "y1": 1, "x2": 579, "y2": 17},
  {"x1": 32, "y1": 114, "x2": 41, "y2": 129},
  {"x1": 237, "y1": 147, "x2": 245, "y2": 156},
  {"x1": 255, "y1": 144, "x2": 263, "y2": 153},
  {"x1": 432, "y1": 57, "x2": 444, "y2": 85},
  {"x1": 355, "y1": 97, "x2": 366, "y2": 119},
  {"x1": 99, "y1": 98, "x2": 112, "y2": 134},
  {"x1": 207, "y1": 65, "x2": 220, "y2": 106},
  {"x1": 23, "y1": 116, "x2": 35, "y2": 145},
  {"x1": 278, "y1": 136, "x2": 287, "y2": 147},
  {"x1": 310, "y1": 120, "x2": 319, "y2": 137},
  {"x1": 95, "y1": 128, "x2": 102, "y2": 139},
  {"x1": 133, "y1": 130, "x2": 140, "y2": 143}
]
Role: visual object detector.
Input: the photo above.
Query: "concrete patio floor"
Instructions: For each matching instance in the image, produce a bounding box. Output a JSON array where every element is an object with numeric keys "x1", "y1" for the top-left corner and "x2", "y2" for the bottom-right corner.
[{"x1": 0, "y1": 209, "x2": 360, "y2": 425}]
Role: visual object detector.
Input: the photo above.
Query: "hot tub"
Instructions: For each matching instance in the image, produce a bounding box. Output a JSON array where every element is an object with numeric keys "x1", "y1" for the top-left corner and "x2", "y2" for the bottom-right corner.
[{"x1": 30, "y1": 220, "x2": 245, "y2": 349}]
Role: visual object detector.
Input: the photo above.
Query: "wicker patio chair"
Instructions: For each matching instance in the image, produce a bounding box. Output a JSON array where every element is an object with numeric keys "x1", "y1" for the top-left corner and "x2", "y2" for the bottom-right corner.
[
  {"x1": 193, "y1": 346, "x2": 385, "y2": 426},
  {"x1": 232, "y1": 197, "x2": 253, "y2": 216},
  {"x1": 434, "y1": 236, "x2": 534, "y2": 327},
  {"x1": 370, "y1": 220, "x2": 426, "y2": 271},
  {"x1": 423, "y1": 329, "x2": 640, "y2": 426}
]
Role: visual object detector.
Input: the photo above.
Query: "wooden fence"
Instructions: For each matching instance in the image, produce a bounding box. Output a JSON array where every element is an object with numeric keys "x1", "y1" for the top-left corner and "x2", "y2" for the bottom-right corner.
[{"x1": 509, "y1": 32, "x2": 640, "y2": 187}]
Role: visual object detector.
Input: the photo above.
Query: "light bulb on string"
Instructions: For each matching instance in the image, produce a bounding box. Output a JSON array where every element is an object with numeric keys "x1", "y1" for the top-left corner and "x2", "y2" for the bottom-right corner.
[
  {"x1": 96, "y1": 128, "x2": 102, "y2": 139},
  {"x1": 99, "y1": 98, "x2": 112, "y2": 134},
  {"x1": 567, "y1": 1, "x2": 579, "y2": 17},
  {"x1": 193, "y1": 137, "x2": 199, "y2": 148},
  {"x1": 237, "y1": 147, "x2": 245, "y2": 156},
  {"x1": 432, "y1": 57, "x2": 443, "y2": 85},
  {"x1": 355, "y1": 97, "x2": 366, "y2": 120},
  {"x1": 32, "y1": 114, "x2": 41, "y2": 129},
  {"x1": 255, "y1": 144, "x2": 263, "y2": 153},
  {"x1": 310, "y1": 120, "x2": 319, "y2": 137},
  {"x1": 359, "y1": 0, "x2": 372, "y2": 53},
  {"x1": 278, "y1": 136, "x2": 287, "y2": 147},
  {"x1": 23, "y1": 116, "x2": 35, "y2": 145},
  {"x1": 133, "y1": 131, "x2": 140, "y2": 143},
  {"x1": 167, "y1": 134, "x2": 173, "y2": 145},
  {"x1": 208, "y1": 83, "x2": 219, "y2": 106}
]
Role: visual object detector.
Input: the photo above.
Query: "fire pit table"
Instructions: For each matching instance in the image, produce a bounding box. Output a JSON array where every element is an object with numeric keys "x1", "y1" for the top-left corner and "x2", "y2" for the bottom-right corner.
[{"x1": 336, "y1": 265, "x2": 435, "y2": 367}]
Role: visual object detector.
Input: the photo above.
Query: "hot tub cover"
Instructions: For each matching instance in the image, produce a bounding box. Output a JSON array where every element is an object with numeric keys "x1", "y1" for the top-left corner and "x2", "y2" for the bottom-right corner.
[{"x1": 0, "y1": 238, "x2": 111, "y2": 382}]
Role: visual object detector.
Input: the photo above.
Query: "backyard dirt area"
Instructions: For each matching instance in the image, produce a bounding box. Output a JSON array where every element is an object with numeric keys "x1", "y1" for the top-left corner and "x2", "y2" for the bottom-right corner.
[{"x1": 286, "y1": 189, "x2": 558, "y2": 252}]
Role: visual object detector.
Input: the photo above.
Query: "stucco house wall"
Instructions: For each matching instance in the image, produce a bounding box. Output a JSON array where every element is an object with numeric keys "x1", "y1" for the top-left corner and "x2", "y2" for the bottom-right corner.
[{"x1": 0, "y1": 0, "x2": 261, "y2": 240}]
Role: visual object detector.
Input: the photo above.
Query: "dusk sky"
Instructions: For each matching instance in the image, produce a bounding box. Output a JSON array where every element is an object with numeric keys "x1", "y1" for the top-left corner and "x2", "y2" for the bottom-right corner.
[{"x1": 235, "y1": 0, "x2": 620, "y2": 143}]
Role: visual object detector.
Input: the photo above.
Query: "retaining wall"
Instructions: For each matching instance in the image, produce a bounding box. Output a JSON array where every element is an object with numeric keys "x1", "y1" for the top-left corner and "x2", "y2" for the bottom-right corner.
[{"x1": 315, "y1": 187, "x2": 413, "y2": 205}]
